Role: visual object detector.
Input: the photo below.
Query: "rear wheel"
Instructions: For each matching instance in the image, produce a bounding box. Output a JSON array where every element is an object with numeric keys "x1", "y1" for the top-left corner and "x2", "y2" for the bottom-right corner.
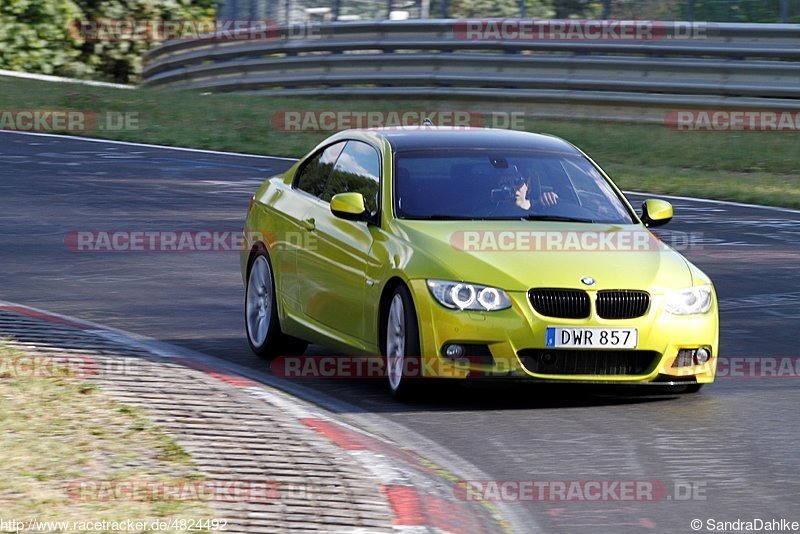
[
  {"x1": 383, "y1": 285, "x2": 422, "y2": 400},
  {"x1": 245, "y1": 251, "x2": 307, "y2": 359}
]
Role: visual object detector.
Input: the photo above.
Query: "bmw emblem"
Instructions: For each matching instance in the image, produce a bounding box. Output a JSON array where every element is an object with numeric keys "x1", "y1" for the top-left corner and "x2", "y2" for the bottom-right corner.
[{"x1": 581, "y1": 276, "x2": 596, "y2": 286}]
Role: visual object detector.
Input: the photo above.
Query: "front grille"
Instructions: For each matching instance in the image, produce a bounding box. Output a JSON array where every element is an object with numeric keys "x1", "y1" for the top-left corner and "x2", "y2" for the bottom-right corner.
[
  {"x1": 596, "y1": 290, "x2": 650, "y2": 319},
  {"x1": 528, "y1": 289, "x2": 590, "y2": 319},
  {"x1": 518, "y1": 349, "x2": 659, "y2": 376}
]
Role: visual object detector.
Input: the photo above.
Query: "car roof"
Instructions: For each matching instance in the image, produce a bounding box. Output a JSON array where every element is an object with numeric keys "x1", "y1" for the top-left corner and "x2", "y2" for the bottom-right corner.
[{"x1": 359, "y1": 127, "x2": 580, "y2": 153}]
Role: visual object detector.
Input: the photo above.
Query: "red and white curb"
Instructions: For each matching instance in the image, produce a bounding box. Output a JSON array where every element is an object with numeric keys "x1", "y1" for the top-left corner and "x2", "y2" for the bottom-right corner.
[
  {"x1": 0, "y1": 301, "x2": 176, "y2": 359},
  {"x1": 0, "y1": 300, "x2": 508, "y2": 533}
]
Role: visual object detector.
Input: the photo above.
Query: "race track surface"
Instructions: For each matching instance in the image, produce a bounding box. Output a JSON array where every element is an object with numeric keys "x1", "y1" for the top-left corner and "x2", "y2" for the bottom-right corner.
[{"x1": 3, "y1": 131, "x2": 799, "y2": 532}]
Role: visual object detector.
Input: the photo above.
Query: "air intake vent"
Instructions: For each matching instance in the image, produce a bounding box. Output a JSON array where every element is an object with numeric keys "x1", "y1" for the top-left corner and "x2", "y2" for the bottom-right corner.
[{"x1": 518, "y1": 349, "x2": 659, "y2": 376}]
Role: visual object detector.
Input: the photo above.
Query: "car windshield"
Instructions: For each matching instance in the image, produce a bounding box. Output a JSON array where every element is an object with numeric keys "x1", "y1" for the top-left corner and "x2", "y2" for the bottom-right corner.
[{"x1": 394, "y1": 149, "x2": 635, "y2": 224}]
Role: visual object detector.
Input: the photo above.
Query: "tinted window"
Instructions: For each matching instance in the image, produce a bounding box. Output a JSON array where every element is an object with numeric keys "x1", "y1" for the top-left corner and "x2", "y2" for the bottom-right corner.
[
  {"x1": 322, "y1": 141, "x2": 381, "y2": 213},
  {"x1": 295, "y1": 142, "x2": 345, "y2": 197},
  {"x1": 560, "y1": 158, "x2": 633, "y2": 222},
  {"x1": 394, "y1": 150, "x2": 633, "y2": 224}
]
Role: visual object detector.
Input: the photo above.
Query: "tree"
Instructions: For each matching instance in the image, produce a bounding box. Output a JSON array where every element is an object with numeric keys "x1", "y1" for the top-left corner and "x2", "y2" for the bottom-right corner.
[
  {"x1": 73, "y1": 0, "x2": 215, "y2": 83},
  {"x1": 552, "y1": 0, "x2": 598, "y2": 18},
  {"x1": 686, "y1": 0, "x2": 784, "y2": 22},
  {"x1": 444, "y1": 0, "x2": 554, "y2": 18},
  {"x1": 0, "y1": 0, "x2": 85, "y2": 77},
  {"x1": 0, "y1": 0, "x2": 214, "y2": 83}
]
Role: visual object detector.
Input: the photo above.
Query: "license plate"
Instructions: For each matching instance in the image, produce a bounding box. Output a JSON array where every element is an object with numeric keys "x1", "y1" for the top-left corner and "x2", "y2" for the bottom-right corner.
[{"x1": 546, "y1": 327, "x2": 638, "y2": 349}]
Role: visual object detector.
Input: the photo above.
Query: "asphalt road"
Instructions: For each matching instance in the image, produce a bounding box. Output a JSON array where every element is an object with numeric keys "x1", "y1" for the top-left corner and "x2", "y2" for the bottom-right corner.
[{"x1": 3, "y1": 131, "x2": 800, "y2": 533}]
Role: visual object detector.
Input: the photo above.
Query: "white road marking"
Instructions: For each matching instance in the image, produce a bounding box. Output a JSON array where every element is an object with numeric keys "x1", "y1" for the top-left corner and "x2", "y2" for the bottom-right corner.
[
  {"x1": 0, "y1": 69, "x2": 133, "y2": 89},
  {"x1": 625, "y1": 190, "x2": 800, "y2": 215},
  {"x1": 0, "y1": 130, "x2": 297, "y2": 161}
]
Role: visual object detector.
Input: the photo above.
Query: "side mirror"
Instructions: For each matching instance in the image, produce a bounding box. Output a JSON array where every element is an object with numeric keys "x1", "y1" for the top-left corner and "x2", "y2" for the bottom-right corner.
[
  {"x1": 641, "y1": 199, "x2": 673, "y2": 228},
  {"x1": 330, "y1": 192, "x2": 367, "y2": 221}
]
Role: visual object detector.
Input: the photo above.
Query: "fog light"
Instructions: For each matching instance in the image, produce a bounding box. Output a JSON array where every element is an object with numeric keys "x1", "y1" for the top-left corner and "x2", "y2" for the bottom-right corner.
[
  {"x1": 695, "y1": 348, "x2": 711, "y2": 365},
  {"x1": 444, "y1": 344, "x2": 465, "y2": 358}
]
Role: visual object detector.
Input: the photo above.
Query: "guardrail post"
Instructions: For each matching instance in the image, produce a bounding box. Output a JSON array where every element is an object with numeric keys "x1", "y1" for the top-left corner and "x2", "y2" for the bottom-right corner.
[
  {"x1": 781, "y1": 0, "x2": 789, "y2": 22},
  {"x1": 421, "y1": 0, "x2": 430, "y2": 18}
]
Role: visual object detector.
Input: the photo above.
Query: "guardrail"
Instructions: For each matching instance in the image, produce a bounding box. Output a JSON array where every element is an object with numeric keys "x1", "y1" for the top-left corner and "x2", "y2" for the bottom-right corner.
[{"x1": 142, "y1": 20, "x2": 800, "y2": 120}]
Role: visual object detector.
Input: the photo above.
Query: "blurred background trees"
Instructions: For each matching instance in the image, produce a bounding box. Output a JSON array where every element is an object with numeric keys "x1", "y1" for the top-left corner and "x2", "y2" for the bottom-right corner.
[
  {"x1": 0, "y1": 0, "x2": 797, "y2": 83},
  {"x1": 0, "y1": 0, "x2": 84, "y2": 77},
  {"x1": 0, "y1": 0, "x2": 214, "y2": 83}
]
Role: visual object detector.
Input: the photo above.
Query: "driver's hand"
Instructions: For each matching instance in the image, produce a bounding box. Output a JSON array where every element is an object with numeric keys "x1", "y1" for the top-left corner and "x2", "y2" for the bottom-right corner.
[{"x1": 540, "y1": 191, "x2": 559, "y2": 207}]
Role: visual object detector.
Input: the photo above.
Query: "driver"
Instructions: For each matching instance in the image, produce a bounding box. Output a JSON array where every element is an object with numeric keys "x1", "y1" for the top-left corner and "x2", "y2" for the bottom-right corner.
[{"x1": 496, "y1": 167, "x2": 559, "y2": 210}]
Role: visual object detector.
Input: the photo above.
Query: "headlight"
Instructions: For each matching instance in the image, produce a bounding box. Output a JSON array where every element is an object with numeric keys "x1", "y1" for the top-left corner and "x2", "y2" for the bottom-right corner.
[
  {"x1": 665, "y1": 285, "x2": 713, "y2": 315},
  {"x1": 427, "y1": 280, "x2": 512, "y2": 311}
]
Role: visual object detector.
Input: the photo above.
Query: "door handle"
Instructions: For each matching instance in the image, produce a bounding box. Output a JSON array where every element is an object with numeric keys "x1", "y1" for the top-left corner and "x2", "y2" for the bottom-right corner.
[{"x1": 300, "y1": 217, "x2": 316, "y2": 231}]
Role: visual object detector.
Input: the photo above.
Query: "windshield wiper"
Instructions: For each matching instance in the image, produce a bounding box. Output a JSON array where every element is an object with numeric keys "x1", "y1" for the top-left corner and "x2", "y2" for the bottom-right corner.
[{"x1": 522, "y1": 214, "x2": 595, "y2": 223}]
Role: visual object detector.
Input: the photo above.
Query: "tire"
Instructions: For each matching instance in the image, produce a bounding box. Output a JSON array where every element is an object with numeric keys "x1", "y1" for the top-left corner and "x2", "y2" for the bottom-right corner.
[
  {"x1": 245, "y1": 251, "x2": 307, "y2": 359},
  {"x1": 383, "y1": 285, "x2": 422, "y2": 400}
]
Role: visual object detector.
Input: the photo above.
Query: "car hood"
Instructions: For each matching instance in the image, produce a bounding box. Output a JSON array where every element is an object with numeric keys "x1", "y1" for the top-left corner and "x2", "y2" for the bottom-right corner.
[{"x1": 393, "y1": 220, "x2": 694, "y2": 293}]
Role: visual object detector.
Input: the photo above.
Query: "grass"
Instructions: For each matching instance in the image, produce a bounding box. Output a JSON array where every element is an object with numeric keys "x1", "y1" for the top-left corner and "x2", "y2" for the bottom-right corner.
[
  {"x1": 1, "y1": 75, "x2": 799, "y2": 207},
  {"x1": 0, "y1": 342, "x2": 212, "y2": 528}
]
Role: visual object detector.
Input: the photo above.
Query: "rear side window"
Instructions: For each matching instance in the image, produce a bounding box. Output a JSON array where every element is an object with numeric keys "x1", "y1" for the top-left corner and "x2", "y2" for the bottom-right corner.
[
  {"x1": 321, "y1": 141, "x2": 381, "y2": 213},
  {"x1": 295, "y1": 142, "x2": 346, "y2": 197}
]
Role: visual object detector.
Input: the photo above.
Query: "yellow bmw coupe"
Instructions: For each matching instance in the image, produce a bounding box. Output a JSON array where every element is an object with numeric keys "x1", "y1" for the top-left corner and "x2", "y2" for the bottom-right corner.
[{"x1": 241, "y1": 128, "x2": 718, "y2": 398}]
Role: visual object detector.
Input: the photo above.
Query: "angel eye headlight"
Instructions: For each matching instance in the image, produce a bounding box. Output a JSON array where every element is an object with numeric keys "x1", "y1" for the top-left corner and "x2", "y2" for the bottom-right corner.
[
  {"x1": 477, "y1": 287, "x2": 501, "y2": 310},
  {"x1": 665, "y1": 284, "x2": 713, "y2": 315},
  {"x1": 450, "y1": 284, "x2": 476, "y2": 309},
  {"x1": 427, "y1": 280, "x2": 512, "y2": 311}
]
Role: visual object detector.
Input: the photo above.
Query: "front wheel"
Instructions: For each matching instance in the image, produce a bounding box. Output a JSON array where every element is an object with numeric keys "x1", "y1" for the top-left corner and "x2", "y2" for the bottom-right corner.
[
  {"x1": 245, "y1": 252, "x2": 307, "y2": 359},
  {"x1": 383, "y1": 285, "x2": 422, "y2": 400}
]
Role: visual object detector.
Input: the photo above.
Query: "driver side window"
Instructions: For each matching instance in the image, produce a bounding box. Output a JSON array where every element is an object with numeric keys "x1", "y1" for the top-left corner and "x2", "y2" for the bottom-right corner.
[
  {"x1": 295, "y1": 142, "x2": 346, "y2": 198},
  {"x1": 321, "y1": 140, "x2": 381, "y2": 213}
]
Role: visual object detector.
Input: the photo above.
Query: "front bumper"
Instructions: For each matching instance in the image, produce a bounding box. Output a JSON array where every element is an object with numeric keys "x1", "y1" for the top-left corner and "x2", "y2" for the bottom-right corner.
[{"x1": 407, "y1": 280, "x2": 719, "y2": 384}]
